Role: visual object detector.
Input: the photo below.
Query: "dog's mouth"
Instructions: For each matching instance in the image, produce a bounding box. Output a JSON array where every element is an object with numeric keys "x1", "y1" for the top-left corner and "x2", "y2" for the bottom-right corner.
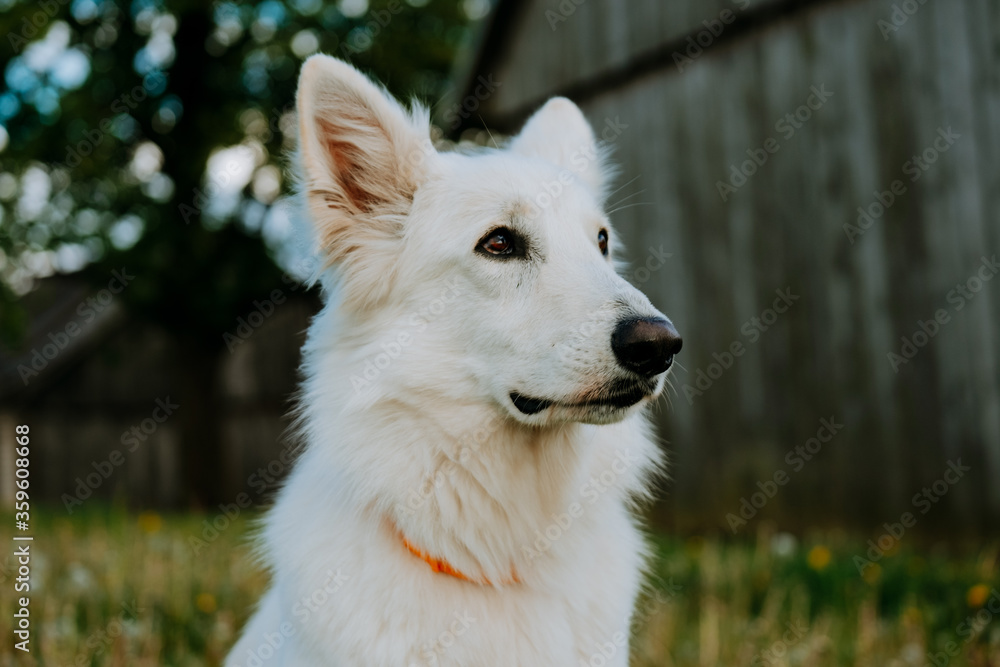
[
  {"x1": 510, "y1": 393, "x2": 555, "y2": 415},
  {"x1": 510, "y1": 382, "x2": 652, "y2": 416}
]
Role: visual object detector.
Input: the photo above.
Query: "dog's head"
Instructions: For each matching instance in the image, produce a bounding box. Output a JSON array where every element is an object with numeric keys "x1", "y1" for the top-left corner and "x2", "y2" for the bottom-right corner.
[{"x1": 297, "y1": 56, "x2": 681, "y2": 426}]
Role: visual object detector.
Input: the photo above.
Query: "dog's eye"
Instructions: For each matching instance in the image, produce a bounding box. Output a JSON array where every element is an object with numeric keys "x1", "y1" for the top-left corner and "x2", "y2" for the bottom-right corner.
[
  {"x1": 478, "y1": 227, "x2": 518, "y2": 257},
  {"x1": 598, "y1": 228, "x2": 609, "y2": 256}
]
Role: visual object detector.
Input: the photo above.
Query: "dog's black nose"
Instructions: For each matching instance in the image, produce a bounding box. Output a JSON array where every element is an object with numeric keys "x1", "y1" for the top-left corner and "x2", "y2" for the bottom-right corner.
[{"x1": 611, "y1": 317, "x2": 682, "y2": 377}]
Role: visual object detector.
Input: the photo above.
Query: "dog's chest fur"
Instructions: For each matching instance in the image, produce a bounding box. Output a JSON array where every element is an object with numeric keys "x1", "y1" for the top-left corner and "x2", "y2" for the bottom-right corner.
[{"x1": 226, "y1": 310, "x2": 662, "y2": 667}]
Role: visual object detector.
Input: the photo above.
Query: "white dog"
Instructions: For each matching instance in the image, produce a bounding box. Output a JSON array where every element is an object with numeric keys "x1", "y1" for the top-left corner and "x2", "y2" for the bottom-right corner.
[{"x1": 226, "y1": 55, "x2": 682, "y2": 667}]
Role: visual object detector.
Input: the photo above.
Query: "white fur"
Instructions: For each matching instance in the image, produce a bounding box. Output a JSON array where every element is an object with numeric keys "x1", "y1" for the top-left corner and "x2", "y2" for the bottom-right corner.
[{"x1": 226, "y1": 56, "x2": 676, "y2": 667}]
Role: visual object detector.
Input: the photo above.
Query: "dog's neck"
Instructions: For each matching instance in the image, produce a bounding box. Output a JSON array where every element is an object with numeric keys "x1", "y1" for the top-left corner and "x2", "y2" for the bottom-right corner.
[
  {"x1": 297, "y1": 306, "x2": 659, "y2": 586},
  {"x1": 308, "y1": 397, "x2": 652, "y2": 587},
  {"x1": 389, "y1": 408, "x2": 593, "y2": 585}
]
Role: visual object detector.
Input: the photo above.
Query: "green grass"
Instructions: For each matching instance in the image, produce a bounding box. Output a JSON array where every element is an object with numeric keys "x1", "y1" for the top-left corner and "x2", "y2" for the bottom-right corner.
[{"x1": 1, "y1": 508, "x2": 998, "y2": 666}]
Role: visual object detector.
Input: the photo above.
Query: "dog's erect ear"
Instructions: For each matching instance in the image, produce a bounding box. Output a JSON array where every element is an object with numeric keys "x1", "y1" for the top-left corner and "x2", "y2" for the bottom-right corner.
[
  {"x1": 296, "y1": 55, "x2": 433, "y2": 287},
  {"x1": 509, "y1": 97, "x2": 607, "y2": 198}
]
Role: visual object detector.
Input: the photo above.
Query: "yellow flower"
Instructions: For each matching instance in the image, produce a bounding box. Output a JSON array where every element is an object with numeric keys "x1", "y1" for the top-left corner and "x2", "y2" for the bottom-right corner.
[
  {"x1": 883, "y1": 539, "x2": 901, "y2": 557},
  {"x1": 685, "y1": 536, "x2": 704, "y2": 558},
  {"x1": 138, "y1": 511, "x2": 162, "y2": 534},
  {"x1": 863, "y1": 563, "x2": 882, "y2": 584},
  {"x1": 967, "y1": 584, "x2": 990, "y2": 608},
  {"x1": 903, "y1": 606, "x2": 922, "y2": 626},
  {"x1": 196, "y1": 592, "x2": 217, "y2": 613},
  {"x1": 807, "y1": 545, "x2": 831, "y2": 571}
]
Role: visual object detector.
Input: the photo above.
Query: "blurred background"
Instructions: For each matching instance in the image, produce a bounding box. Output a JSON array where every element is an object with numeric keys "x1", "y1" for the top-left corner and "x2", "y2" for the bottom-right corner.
[{"x1": 0, "y1": 0, "x2": 998, "y2": 665}]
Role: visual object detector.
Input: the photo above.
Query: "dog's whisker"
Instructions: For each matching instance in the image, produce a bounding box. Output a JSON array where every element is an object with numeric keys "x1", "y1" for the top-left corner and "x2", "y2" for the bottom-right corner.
[
  {"x1": 606, "y1": 201, "x2": 654, "y2": 216},
  {"x1": 605, "y1": 188, "x2": 647, "y2": 210},
  {"x1": 660, "y1": 380, "x2": 675, "y2": 408},
  {"x1": 603, "y1": 175, "x2": 643, "y2": 201},
  {"x1": 479, "y1": 116, "x2": 502, "y2": 151}
]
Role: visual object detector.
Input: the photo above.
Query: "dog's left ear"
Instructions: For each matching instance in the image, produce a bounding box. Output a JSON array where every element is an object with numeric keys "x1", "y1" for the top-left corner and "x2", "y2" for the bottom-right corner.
[
  {"x1": 509, "y1": 97, "x2": 608, "y2": 199},
  {"x1": 296, "y1": 55, "x2": 435, "y2": 305}
]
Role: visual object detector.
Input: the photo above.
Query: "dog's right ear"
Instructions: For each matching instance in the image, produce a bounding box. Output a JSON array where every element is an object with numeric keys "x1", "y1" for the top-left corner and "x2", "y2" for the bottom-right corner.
[
  {"x1": 296, "y1": 55, "x2": 433, "y2": 303},
  {"x1": 509, "y1": 97, "x2": 608, "y2": 200}
]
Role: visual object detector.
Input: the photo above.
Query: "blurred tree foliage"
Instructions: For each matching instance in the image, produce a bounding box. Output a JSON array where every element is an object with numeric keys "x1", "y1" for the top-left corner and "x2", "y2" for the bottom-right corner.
[{"x1": 0, "y1": 0, "x2": 478, "y2": 504}]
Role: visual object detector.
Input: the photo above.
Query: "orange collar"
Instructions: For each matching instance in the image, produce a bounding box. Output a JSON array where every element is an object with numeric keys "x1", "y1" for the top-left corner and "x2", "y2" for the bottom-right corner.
[{"x1": 402, "y1": 536, "x2": 519, "y2": 586}]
